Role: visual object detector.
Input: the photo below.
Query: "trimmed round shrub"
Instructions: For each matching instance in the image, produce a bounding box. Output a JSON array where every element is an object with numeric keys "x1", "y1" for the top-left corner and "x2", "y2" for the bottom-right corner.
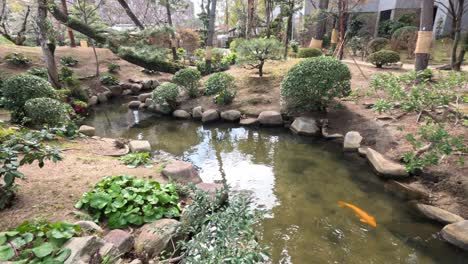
[
  {"x1": 27, "y1": 67, "x2": 48, "y2": 79},
  {"x1": 280, "y1": 56, "x2": 351, "y2": 111},
  {"x1": 3, "y1": 74, "x2": 56, "y2": 122},
  {"x1": 298, "y1": 48, "x2": 322, "y2": 58},
  {"x1": 24, "y1": 97, "x2": 71, "y2": 127},
  {"x1": 368, "y1": 38, "x2": 389, "y2": 53},
  {"x1": 204, "y1": 72, "x2": 236, "y2": 96},
  {"x1": 367, "y1": 50, "x2": 400, "y2": 68},
  {"x1": 151, "y1": 82, "x2": 179, "y2": 110},
  {"x1": 172, "y1": 68, "x2": 201, "y2": 98}
]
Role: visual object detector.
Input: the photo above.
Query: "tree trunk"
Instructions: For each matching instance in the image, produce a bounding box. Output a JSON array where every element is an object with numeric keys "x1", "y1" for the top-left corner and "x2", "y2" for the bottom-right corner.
[
  {"x1": 116, "y1": 0, "x2": 145, "y2": 30},
  {"x1": 337, "y1": 0, "x2": 347, "y2": 60},
  {"x1": 415, "y1": 0, "x2": 434, "y2": 71},
  {"x1": 205, "y1": 0, "x2": 217, "y2": 73},
  {"x1": 453, "y1": 32, "x2": 467, "y2": 70},
  {"x1": 164, "y1": 0, "x2": 178, "y2": 61},
  {"x1": 284, "y1": 13, "x2": 293, "y2": 59},
  {"x1": 450, "y1": 0, "x2": 464, "y2": 71},
  {"x1": 259, "y1": 60, "x2": 264, "y2": 76},
  {"x1": 247, "y1": 0, "x2": 254, "y2": 38},
  {"x1": 61, "y1": 0, "x2": 75, "y2": 47},
  {"x1": 309, "y1": 0, "x2": 329, "y2": 49},
  {"x1": 90, "y1": 39, "x2": 100, "y2": 76},
  {"x1": 265, "y1": 0, "x2": 272, "y2": 38},
  {"x1": 37, "y1": 0, "x2": 60, "y2": 88}
]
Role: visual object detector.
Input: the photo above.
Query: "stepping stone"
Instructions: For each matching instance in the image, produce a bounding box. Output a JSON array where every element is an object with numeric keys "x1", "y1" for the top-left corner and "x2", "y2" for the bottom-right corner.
[
  {"x1": 343, "y1": 131, "x2": 363, "y2": 151},
  {"x1": 162, "y1": 160, "x2": 202, "y2": 184},
  {"x1": 366, "y1": 148, "x2": 409, "y2": 179},
  {"x1": 129, "y1": 140, "x2": 151, "y2": 153},
  {"x1": 258, "y1": 111, "x2": 283, "y2": 126},
  {"x1": 414, "y1": 203, "x2": 464, "y2": 224},
  {"x1": 290, "y1": 117, "x2": 320, "y2": 136},
  {"x1": 78, "y1": 125, "x2": 96, "y2": 137},
  {"x1": 441, "y1": 220, "x2": 468, "y2": 251}
]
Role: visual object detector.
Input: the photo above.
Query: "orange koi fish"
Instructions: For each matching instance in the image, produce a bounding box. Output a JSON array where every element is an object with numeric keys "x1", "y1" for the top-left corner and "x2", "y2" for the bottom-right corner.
[{"x1": 338, "y1": 201, "x2": 377, "y2": 228}]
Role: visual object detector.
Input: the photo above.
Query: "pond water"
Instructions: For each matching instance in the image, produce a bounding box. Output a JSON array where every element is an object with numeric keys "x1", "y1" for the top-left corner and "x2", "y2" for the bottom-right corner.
[{"x1": 85, "y1": 100, "x2": 467, "y2": 264}]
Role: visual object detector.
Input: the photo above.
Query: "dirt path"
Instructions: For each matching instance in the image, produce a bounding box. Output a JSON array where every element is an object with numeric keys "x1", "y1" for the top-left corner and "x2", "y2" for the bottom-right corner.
[{"x1": 0, "y1": 137, "x2": 165, "y2": 230}]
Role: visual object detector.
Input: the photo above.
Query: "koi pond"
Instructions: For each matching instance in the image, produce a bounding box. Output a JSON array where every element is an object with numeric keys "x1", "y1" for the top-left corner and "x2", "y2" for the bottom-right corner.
[{"x1": 85, "y1": 100, "x2": 467, "y2": 264}]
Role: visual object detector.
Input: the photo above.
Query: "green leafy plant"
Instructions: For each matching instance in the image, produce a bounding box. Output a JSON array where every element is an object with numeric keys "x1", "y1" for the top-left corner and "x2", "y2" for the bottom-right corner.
[
  {"x1": 235, "y1": 37, "x2": 283, "y2": 76},
  {"x1": 367, "y1": 37, "x2": 389, "y2": 53},
  {"x1": 196, "y1": 60, "x2": 229, "y2": 75},
  {"x1": 221, "y1": 52, "x2": 237, "y2": 65},
  {"x1": 281, "y1": 56, "x2": 351, "y2": 111},
  {"x1": 2, "y1": 74, "x2": 57, "y2": 123},
  {"x1": 27, "y1": 67, "x2": 48, "y2": 79},
  {"x1": 119, "y1": 153, "x2": 153, "y2": 168},
  {"x1": 204, "y1": 72, "x2": 237, "y2": 105},
  {"x1": 0, "y1": 220, "x2": 80, "y2": 263},
  {"x1": 24, "y1": 98, "x2": 71, "y2": 127},
  {"x1": 172, "y1": 68, "x2": 202, "y2": 98},
  {"x1": 107, "y1": 63, "x2": 120, "y2": 73},
  {"x1": 290, "y1": 39, "x2": 299, "y2": 53},
  {"x1": 367, "y1": 50, "x2": 400, "y2": 68},
  {"x1": 4, "y1": 52, "x2": 31, "y2": 66},
  {"x1": 403, "y1": 124, "x2": 466, "y2": 173},
  {"x1": 151, "y1": 82, "x2": 179, "y2": 110},
  {"x1": 60, "y1": 56, "x2": 78, "y2": 67},
  {"x1": 75, "y1": 175, "x2": 180, "y2": 229},
  {"x1": 297, "y1": 47, "x2": 322, "y2": 58},
  {"x1": 99, "y1": 73, "x2": 120, "y2": 86}
]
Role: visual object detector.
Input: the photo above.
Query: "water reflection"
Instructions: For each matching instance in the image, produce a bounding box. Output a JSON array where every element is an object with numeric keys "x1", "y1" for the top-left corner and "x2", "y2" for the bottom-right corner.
[{"x1": 85, "y1": 103, "x2": 467, "y2": 264}]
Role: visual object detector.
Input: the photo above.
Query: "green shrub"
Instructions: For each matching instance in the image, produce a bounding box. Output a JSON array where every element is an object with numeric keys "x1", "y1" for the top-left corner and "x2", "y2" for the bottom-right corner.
[
  {"x1": 367, "y1": 37, "x2": 389, "y2": 53},
  {"x1": 60, "y1": 56, "x2": 78, "y2": 67},
  {"x1": 367, "y1": 50, "x2": 400, "y2": 68},
  {"x1": 214, "y1": 88, "x2": 236, "y2": 105},
  {"x1": 107, "y1": 63, "x2": 120, "y2": 73},
  {"x1": 2, "y1": 74, "x2": 56, "y2": 123},
  {"x1": 0, "y1": 220, "x2": 80, "y2": 263},
  {"x1": 151, "y1": 82, "x2": 179, "y2": 110},
  {"x1": 99, "y1": 73, "x2": 119, "y2": 85},
  {"x1": 196, "y1": 60, "x2": 229, "y2": 75},
  {"x1": 297, "y1": 48, "x2": 322, "y2": 58},
  {"x1": 204, "y1": 72, "x2": 236, "y2": 95},
  {"x1": 281, "y1": 56, "x2": 351, "y2": 111},
  {"x1": 75, "y1": 175, "x2": 180, "y2": 229},
  {"x1": 290, "y1": 39, "x2": 299, "y2": 53},
  {"x1": 222, "y1": 52, "x2": 237, "y2": 65},
  {"x1": 24, "y1": 98, "x2": 71, "y2": 127},
  {"x1": 27, "y1": 67, "x2": 48, "y2": 79},
  {"x1": 59, "y1": 66, "x2": 74, "y2": 80},
  {"x1": 119, "y1": 153, "x2": 153, "y2": 168},
  {"x1": 4, "y1": 52, "x2": 31, "y2": 66},
  {"x1": 172, "y1": 68, "x2": 201, "y2": 98}
]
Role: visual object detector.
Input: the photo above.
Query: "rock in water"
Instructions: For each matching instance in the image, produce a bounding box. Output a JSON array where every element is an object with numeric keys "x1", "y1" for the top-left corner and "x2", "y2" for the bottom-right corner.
[
  {"x1": 138, "y1": 93, "x2": 152, "y2": 102},
  {"x1": 441, "y1": 220, "x2": 468, "y2": 251},
  {"x1": 290, "y1": 117, "x2": 320, "y2": 136},
  {"x1": 239, "y1": 118, "x2": 258, "y2": 126},
  {"x1": 258, "y1": 111, "x2": 283, "y2": 126},
  {"x1": 414, "y1": 203, "x2": 464, "y2": 224},
  {"x1": 192, "y1": 106, "x2": 203, "y2": 120},
  {"x1": 129, "y1": 140, "x2": 151, "y2": 153},
  {"x1": 343, "y1": 131, "x2": 363, "y2": 151},
  {"x1": 173, "y1": 109, "x2": 191, "y2": 119},
  {"x1": 134, "y1": 219, "x2": 182, "y2": 259},
  {"x1": 128, "y1": 101, "x2": 141, "y2": 109},
  {"x1": 162, "y1": 160, "x2": 202, "y2": 184},
  {"x1": 220, "y1": 110, "x2": 241, "y2": 122},
  {"x1": 202, "y1": 109, "x2": 219, "y2": 123},
  {"x1": 78, "y1": 125, "x2": 96, "y2": 137},
  {"x1": 365, "y1": 148, "x2": 409, "y2": 179}
]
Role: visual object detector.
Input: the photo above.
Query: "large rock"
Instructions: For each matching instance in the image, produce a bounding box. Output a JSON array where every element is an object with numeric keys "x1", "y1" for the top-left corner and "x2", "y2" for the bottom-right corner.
[
  {"x1": 74, "y1": 220, "x2": 103, "y2": 234},
  {"x1": 173, "y1": 109, "x2": 191, "y2": 119},
  {"x1": 109, "y1": 85, "x2": 123, "y2": 97},
  {"x1": 88, "y1": 96, "x2": 98, "y2": 106},
  {"x1": 129, "y1": 83, "x2": 143, "y2": 93},
  {"x1": 384, "y1": 180, "x2": 430, "y2": 201},
  {"x1": 128, "y1": 101, "x2": 142, "y2": 109},
  {"x1": 290, "y1": 117, "x2": 320, "y2": 136},
  {"x1": 258, "y1": 111, "x2": 283, "y2": 126},
  {"x1": 202, "y1": 109, "x2": 219, "y2": 123},
  {"x1": 138, "y1": 93, "x2": 152, "y2": 102},
  {"x1": 343, "y1": 131, "x2": 363, "y2": 151},
  {"x1": 220, "y1": 110, "x2": 241, "y2": 122},
  {"x1": 64, "y1": 236, "x2": 119, "y2": 264},
  {"x1": 78, "y1": 125, "x2": 96, "y2": 137},
  {"x1": 365, "y1": 148, "x2": 409, "y2": 179},
  {"x1": 162, "y1": 160, "x2": 202, "y2": 184},
  {"x1": 104, "y1": 229, "x2": 134, "y2": 254},
  {"x1": 414, "y1": 203, "x2": 464, "y2": 224},
  {"x1": 134, "y1": 219, "x2": 182, "y2": 259},
  {"x1": 97, "y1": 92, "x2": 108, "y2": 103},
  {"x1": 239, "y1": 118, "x2": 258, "y2": 126},
  {"x1": 129, "y1": 140, "x2": 151, "y2": 153},
  {"x1": 192, "y1": 106, "x2": 203, "y2": 120},
  {"x1": 142, "y1": 79, "x2": 160, "y2": 90},
  {"x1": 441, "y1": 220, "x2": 468, "y2": 251}
]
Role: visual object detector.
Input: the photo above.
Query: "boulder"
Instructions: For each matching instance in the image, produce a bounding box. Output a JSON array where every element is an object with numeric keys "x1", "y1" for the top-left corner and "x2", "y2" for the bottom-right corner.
[
  {"x1": 290, "y1": 117, "x2": 320, "y2": 136},
  {"x1": 162, "y1": 160, "x2": 202, "y2": 184},
  {"x1": 343, "y1": 131, "x2": 363, "y2": 151},
  {"x1": 196, "y1": 183, "x2": 224, "y2": 199},
  {"x1": 414, "y1": 203, "x2": 464, "y2": 224},
  {"x1": 74, "y1": 220, "x2": 103, "y2": 234},
  {"x1": 134, "y1": 219, "x2": 182, "y2": 259},
  {"x1": 130, "y1": 83, "x2": 143, "y2": 93},
  {"x1": 220, "y1": 110, "x2": 241, "y2": 122},
  {"x1": 154, "y1": 103, "x2": 172, "y2": 115},
  {"x1": 122, "y1": 89, "x2": 132, "y2": 96},
  {"x1": 78, "y1": 125, "x2": 96, "y2": 137},
  {"x1": 258, "y1": 111, "x2": 283, "y2": 126},
  {"x1": 142, "y1": 79, "x2": 160, "y2": 90},
  {"x1": 138, "y1": 93, "x2": 152, "y2": 102},
  {"x1": 173, "y1": 109, "x2": 191, "y2": 119},
  {"x1": 321, "y1": 119, "x2": 343, "y2": 139},
  {"x1": 88, "y1": 96, "x2": 98, "y2": 106},
  {"x1": 128, "y1": 101, "x2": 141, "y2": 109},
  {"x1": 239, "y1": 118, "x2": 258, "y2": 126},
  {"x1": 201, "y1": 109, "x2": 219, "y2": 123},
  {"x1": 64, "y1": 236, "x2": 119, "y2": 264},
  {"x1": 97, "y1": 93, "x2": 108, "y2": 103},
  {"x1": 145, "y1": 98, "x2": 154, "y2": 108},
  {"x1": 441, "y1": 220, "x2": 468, "y2": 251},
  {"x1": 104, "y1": 229, "x2": 134, "y2": 254},
  {"x1": 192, "y1": 106, "x2": 203, "y2": 120},
  {"x1": 129, "y1": 140, "x2": 151, "y2": 153},
  {"x1": 365, "y1": 148, "x2": 409, "y2": 179},
  {"x1": 384, "y1": 180, "x2": 430, "y2": 201},
  {"x1": 109, "y1": 85, "x2": 123, "y2": 97},
  {"x1": 103, "y1": 91, "x2": 112, "y2": 99}
]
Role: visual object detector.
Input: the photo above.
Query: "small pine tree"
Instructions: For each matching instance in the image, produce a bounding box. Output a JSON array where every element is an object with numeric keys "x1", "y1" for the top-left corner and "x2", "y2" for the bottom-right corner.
[{"x1": 235, "y1": 38, "x2": 283, "y2": 76}]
